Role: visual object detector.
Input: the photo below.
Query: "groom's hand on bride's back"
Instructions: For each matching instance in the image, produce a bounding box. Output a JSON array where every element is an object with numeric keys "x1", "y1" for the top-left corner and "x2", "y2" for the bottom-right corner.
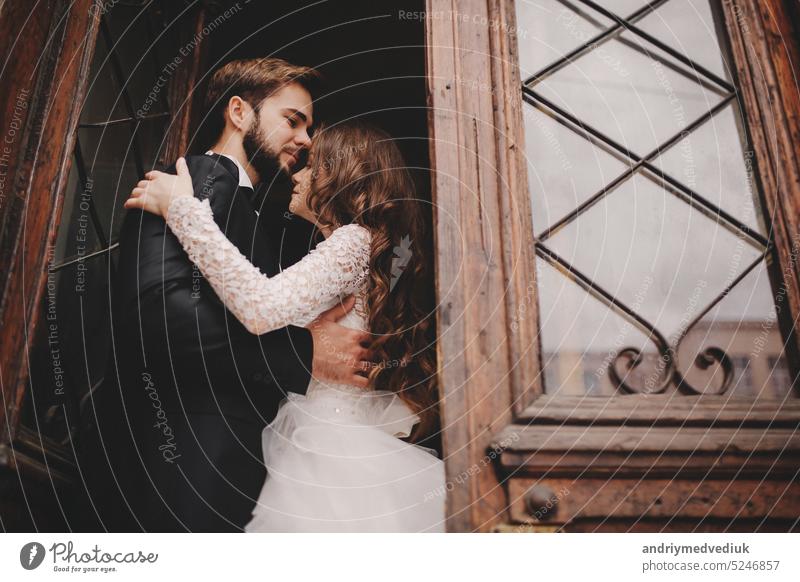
[{"x1": 307, "y1": 295, "x2": 373, "y2": 389}]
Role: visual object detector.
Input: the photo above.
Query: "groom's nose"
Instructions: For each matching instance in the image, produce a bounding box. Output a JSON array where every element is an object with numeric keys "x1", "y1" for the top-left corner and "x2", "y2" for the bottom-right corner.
[{"x1": 294, "y1": 127, "x2": 311, "y2": 148}]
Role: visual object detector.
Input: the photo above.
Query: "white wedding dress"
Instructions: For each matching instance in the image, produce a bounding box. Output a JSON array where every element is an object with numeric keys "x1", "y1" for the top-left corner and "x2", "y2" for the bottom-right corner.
[{"x1": 166, "y1": 195, "x2": 446, "y2": 532}]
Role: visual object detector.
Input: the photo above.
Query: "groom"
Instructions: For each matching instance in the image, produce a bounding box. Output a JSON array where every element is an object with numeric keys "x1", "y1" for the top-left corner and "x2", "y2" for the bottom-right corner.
[{"x1": 99, "y1": 59, "x2": 371, "y2": 532}]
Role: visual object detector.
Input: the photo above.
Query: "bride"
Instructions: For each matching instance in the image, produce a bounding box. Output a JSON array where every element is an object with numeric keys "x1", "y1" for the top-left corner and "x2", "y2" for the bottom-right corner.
[{"x1": 124, "y1": 121, "x2": 445, "y2": 532}]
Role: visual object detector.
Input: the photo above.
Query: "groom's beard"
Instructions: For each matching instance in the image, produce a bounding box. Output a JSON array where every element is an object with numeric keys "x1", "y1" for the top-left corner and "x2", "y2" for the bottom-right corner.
[{"x1": 242, "y1": 122, "x2": 284, "y2": 185}]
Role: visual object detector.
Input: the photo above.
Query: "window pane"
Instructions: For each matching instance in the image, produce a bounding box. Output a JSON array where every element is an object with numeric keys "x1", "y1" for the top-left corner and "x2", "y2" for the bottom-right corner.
[
  {"x1": 80, "y1": 32, "x2": 128, "y2": 124},
  {"x1": 650, "y1": 102, "x2": 766, "y2": 234},
  {"x1": 533, "y1": 30, "x2": 727, "y2": 157},
  {"x1": 77, "y1": 119, "x2": 167, "y2": 246},
  {"x1": 524, "y1": 101, "x2": 631, "y2": 235},
  {"x1": 517, "y1": 0, "x2": 613, "y2": 79},
  {"x1": 635, "y1": 0, "x2": 733, "y2": 82},
  {"x1": 544, "y1": 172, "x2": 763, "y2": 338},
  {"x1": 519, "y1": 0, "x2": 795, "y2": 397},
  {"x1": 537, "y1": 260, "x2": 661, "y2": 396},
  {"x1": 104, "y1": 4, "x2": 173, "y2": 118},
  {"x1": 517, "y1": 0, "x2": 652, "y2": 79},
  {"x1": 53, "y1": 156, "x2": 102, "y2": 263}
]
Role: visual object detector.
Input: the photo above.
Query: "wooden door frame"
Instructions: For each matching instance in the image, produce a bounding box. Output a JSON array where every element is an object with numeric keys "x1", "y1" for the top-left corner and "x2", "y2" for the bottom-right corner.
[
  {"x1": 426, "y1": 0, "x2": 800, "y2": 532},
  {"x1": 0, "y1": 0, "x2": 102, "y2": 457},
  {"x1": 0, "y1": 0, "x2": 206, "y2": 488},
  {"x1": 425, "y1": 0, "x2": 541, "y2": 532}
]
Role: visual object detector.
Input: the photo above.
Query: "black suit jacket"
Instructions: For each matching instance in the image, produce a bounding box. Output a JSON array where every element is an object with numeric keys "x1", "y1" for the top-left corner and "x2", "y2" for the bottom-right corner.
[
  {"x1": 115, "y1": 153, "x2": 313, "y2": 416},
  {"x1": 87, "y1": 154, "x2": 314, "y2": 531}
]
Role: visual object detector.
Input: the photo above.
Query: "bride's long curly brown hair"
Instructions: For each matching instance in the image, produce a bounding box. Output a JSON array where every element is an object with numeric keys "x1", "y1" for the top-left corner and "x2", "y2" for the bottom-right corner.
[{"x1": 306, "y1": 121, "x2": 438, "y2": 441}]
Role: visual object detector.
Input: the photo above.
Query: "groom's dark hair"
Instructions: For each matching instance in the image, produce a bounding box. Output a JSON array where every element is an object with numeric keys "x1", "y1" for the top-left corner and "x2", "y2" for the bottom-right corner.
[{"x1": 204, "y1": 57, "x2": 322, "y2": 141}]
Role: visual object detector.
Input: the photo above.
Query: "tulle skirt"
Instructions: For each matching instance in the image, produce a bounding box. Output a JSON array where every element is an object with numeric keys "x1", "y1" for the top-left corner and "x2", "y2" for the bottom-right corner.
[{"x1": 244, "y1": 385, "x2": 446, "y2": 532}]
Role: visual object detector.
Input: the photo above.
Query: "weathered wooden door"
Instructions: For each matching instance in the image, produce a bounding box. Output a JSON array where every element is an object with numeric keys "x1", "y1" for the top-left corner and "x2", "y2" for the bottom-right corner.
[
  {"x1": 427, "y1": 0, "x2": 800, "y2": 532},
  {"x1": 0, "y1": 0, "x2": 206, "y2": 530}
]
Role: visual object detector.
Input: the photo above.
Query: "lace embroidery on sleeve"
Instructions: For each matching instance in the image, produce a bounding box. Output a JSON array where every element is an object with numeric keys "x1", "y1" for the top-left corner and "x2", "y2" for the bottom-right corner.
[{"x1": 165, "y1": 195, "x2": 371, "y2": 334}]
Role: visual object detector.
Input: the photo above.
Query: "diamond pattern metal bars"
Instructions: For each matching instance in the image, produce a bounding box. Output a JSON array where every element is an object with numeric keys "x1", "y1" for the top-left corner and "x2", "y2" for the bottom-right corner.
[{"x1": 523, "y1": 0, "x2": 774, "y2": 395}]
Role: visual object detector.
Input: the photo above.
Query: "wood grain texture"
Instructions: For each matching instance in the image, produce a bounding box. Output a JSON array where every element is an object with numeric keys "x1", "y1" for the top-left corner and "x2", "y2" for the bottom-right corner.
[
  {"x1": 508, "y1": 477, "x2": 800, "y2": 524},
  {"x1": 723, "y1": 0, "x2": 800, "y2": 376},
  {"x1": 0, "y1": 0, "x2": 100, "y2": 444},
  {"x1": 517, "y1": 394, "x2": 800, "y2": 426},
  {"x1": 487, "y1": 0, "x2": 800, "y2": 531},
  {"x1": 496, "y1": 425, "x2": 800, "y2": 453},
  {"x1": 426, "y1": 0, "x2": 542, "y2": 531},
  {"x1": 497, "y1": 518, "x2": 799, "y2": 532},
  {"x1": 490, "y1": 0, "x2": 542, "y2": 415},
  {"x1": 494, "y1": 424, "x2": 800, "y2": 477}
]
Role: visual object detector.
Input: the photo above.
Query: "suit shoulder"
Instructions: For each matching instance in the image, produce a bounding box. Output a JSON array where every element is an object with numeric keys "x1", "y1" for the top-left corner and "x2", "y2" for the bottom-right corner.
[
  {"x1": 184, "y1": 155, "x2": 238, "y2": 185},
  {"x1": 183, "y1": 155, "x2": 238, "y2": 202}
]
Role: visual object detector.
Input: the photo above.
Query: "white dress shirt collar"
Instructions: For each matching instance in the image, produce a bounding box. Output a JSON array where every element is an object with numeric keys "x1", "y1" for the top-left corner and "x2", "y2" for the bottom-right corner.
[{"x1": 204, "y1": 150, "x2": 254, "y2": 190}]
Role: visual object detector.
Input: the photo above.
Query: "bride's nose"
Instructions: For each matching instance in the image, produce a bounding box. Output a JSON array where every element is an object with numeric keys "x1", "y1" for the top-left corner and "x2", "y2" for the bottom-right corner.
[{"x1": 291, "y1": 171, "x2": 300, "y2": 185}]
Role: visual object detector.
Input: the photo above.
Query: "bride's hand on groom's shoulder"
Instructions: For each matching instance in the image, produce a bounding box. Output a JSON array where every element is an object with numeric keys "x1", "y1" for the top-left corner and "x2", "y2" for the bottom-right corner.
[{"x1": 124, "y1": 157, "x2": 193, "y2": 219}]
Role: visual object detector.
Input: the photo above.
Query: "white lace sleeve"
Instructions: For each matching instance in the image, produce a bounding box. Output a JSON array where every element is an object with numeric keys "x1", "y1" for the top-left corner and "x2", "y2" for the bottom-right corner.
[{"x1": 165, "y1": 195, "x2": 371, "y2": 335}]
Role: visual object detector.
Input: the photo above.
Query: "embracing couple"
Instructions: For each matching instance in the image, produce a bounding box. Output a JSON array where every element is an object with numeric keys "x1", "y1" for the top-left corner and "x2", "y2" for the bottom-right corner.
[{"x1": 112, "y1": 58, "x2": 444, "y2": 532}]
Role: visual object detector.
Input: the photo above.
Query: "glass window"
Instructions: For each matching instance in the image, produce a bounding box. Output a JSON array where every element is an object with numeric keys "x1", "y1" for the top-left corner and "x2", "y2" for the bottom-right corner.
[{"x1": 517, "y1": 0, "x2": 793, "y2": 398}]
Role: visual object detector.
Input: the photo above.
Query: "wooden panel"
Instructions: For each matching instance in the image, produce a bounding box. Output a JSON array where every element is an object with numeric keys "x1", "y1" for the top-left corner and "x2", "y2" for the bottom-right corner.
[
  {"x1": 497, "y1": 424, "x2": 800, "y2": 455},
  {"x1": 426, "y1": 0, "x2": 473, "y2": 532},
  {"x1": 488, "y1": 0, "x2": 800, "y2": 532},
  {"x1": 0, "y1": 0, "x2": 49, "y2": 252},
  {"x1": 0, "y1": 0, "x2": 100, "y2": 442},
  {"x1": 507, "y1": 478, "x2": 800, "y2": 524},
  {"x1": 494, "y1": 425, "x2": 800, "y2": 477},
  {"x1": 722, "y1": 0, "x2": 800, "y2": 375},
  {"x1": 518, "y1": 394, "x2": 800, "y2": 427},
  {"x1": 489, "y1": 0, "x2": 542, "y2": 413},
  {"x1": 426, "y1": 0, "x2": 542, "y2": 531},
  {"x1": 497, "y1": 518, "x2": 799, "y2": 532}
]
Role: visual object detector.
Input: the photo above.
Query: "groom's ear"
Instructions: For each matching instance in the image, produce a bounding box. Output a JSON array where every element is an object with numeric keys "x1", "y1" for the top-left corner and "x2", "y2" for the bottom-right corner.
[{"x1": 225, "y1": 95, "x2": 255, "y2": 133}]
